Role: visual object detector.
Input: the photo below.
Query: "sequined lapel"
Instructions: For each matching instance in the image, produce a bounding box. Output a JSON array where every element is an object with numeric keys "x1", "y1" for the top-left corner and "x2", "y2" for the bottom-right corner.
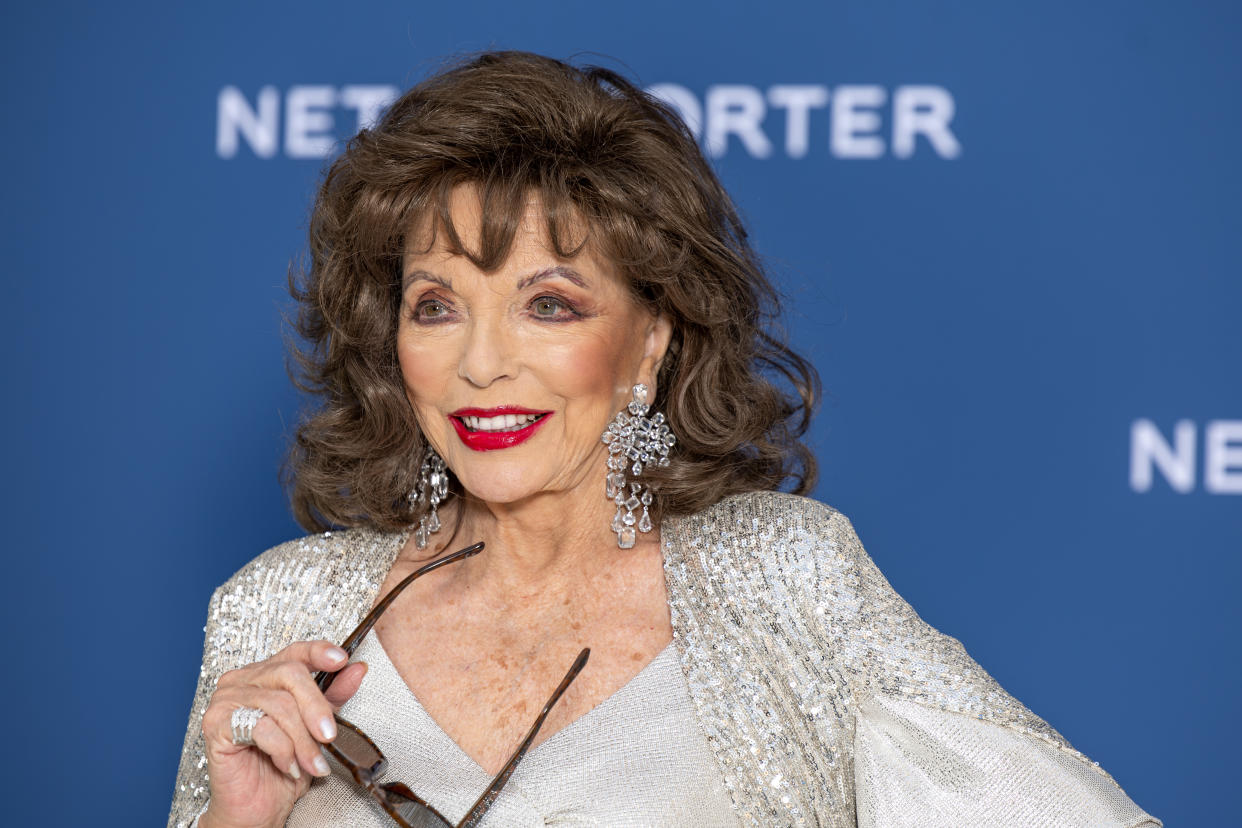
[
  {"x1": 661, "y1": 495, "x2": 854, "y2": 828},
  {"x1": 312, "y1": 527, "x2": 411, "y2": 645}
]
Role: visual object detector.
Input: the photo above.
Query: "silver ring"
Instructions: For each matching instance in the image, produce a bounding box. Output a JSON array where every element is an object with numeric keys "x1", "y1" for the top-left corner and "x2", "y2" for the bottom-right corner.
[{"x1": 231, "y1": 706, "x2": 266, "y2": 746}]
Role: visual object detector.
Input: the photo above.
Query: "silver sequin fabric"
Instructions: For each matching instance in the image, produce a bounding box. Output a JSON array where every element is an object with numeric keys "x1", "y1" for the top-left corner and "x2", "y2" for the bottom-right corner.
[{"x1": 168, "y1": 491, "x2": 1161, "y2": 827}]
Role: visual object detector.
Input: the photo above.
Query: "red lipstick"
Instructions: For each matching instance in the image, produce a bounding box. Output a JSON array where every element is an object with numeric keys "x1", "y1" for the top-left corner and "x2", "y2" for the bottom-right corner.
[{"x1": 449, "y1": 406, "x2": 553, "y2": 451}]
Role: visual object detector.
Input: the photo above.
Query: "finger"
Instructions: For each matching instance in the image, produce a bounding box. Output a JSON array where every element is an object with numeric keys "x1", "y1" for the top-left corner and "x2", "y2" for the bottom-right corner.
[
  {"x1": 248, "y1": 688, "x2": 334, "y2": 778},
  {"x1": 255, "y1": 660, "x2": 342, "y2": 750},
  {"x1": 202, "y1": 694, "x2": 270, "y2": 756},
  {"x1": 324, "y1": 661, "x2": 368, "y2": 708},
  {"x1": 269, "y1": 639, "x2": 351, "y2": 673},
  {"x1": 244, "y1": 704, "x2": 304, "y2": 781},
  {"x1": 212, "y1": 642, "x2": 347, "y2": 700}
]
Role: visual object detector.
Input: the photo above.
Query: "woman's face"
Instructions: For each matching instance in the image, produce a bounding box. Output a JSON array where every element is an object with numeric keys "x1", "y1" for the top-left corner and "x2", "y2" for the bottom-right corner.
[{"x1": 398, "y1": 187, "x2": 672, "y2": 508}]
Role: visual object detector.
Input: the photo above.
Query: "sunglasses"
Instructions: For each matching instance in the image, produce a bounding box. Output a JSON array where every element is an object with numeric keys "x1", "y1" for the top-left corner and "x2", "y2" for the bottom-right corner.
[{"x1": 312, "y1": 541, "x2": 590, "y2": 828}]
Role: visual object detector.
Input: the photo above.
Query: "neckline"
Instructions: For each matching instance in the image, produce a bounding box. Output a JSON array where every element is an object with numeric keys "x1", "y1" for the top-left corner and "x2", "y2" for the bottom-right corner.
[
  {"x1": 350, "y1": 524, "x2": 688, "y2": 773},
  {"x1": 355, "y1": 630, "x2": 678, "y2": 776}
]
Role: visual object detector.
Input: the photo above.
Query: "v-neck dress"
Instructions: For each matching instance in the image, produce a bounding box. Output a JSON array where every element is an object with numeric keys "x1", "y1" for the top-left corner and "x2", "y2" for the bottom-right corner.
[{"x1": 285, "y1": 633, "x2": 740, "y2": 827}]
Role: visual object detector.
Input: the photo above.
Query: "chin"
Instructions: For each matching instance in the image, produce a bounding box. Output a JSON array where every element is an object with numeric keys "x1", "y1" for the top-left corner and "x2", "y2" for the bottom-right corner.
[{"x1": 455, "y1": 470, "x2": 550, "y2": 505}]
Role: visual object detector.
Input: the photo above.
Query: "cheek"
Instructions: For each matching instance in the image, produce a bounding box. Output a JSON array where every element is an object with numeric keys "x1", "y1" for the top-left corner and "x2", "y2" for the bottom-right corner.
[
  {"x1": 537, "y1": 327, "x2": 637, "y2": 404},
  {"x1": 397, "y1": 338, "x2": 454, "y2": 408}
]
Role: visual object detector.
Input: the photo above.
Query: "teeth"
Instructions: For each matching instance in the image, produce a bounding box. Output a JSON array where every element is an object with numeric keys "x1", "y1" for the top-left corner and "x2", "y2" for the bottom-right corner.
[{"x1": 462, "y1": 413, "x2": 541, "y2": 432}]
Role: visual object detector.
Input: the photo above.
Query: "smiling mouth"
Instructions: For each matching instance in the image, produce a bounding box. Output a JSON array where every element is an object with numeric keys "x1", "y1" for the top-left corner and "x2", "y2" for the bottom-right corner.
[{"x1": 455, "y1": 412, "x2": 549, "y2": 433}]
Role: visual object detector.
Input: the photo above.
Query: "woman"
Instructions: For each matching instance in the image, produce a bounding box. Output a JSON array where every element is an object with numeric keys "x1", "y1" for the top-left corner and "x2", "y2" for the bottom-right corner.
[{"x1": 169, "y1": 51, "x2": 1159, "y2": 827}]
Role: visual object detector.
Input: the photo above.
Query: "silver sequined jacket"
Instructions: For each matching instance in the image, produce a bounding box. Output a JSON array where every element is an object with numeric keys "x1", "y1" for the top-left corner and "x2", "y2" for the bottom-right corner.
[{"x1": 169, "y1": 492, "x2": 1160, "y2": 827}]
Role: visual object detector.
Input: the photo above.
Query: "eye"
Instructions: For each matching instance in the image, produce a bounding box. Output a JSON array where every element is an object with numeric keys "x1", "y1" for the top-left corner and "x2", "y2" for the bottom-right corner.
[
  {"x1": 411, "y1": 298, "x2": 453, "y2": 322},
  {"x1": 530, "y1": 295, "x2": 576, "y2": 319}
]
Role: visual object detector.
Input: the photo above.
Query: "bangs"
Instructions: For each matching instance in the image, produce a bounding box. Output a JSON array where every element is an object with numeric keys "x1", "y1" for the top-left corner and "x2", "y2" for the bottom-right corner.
[{"x1": 396, "y1": 172, "x2": 596, "y2": 275}]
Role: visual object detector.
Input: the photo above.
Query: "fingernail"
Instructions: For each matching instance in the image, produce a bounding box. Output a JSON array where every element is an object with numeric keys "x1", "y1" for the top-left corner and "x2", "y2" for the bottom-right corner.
[
  {"x1": 313, "y1": 754, "x2": 331, "y2": 776},
  {"x1": 320, "y1": 716, "x2": 336, "y2": 740},
  {"x1": 326, "y1": 647, "x2": 348, "y2": 665},
  {"x1": 288, "y1": 761, "x2": 301, "y2": 780}
]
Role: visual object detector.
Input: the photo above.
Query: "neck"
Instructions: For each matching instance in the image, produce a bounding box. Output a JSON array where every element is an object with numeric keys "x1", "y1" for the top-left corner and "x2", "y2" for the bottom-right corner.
[{"x1": 417, "y1": 481, "x2": 655, "y2": 602}]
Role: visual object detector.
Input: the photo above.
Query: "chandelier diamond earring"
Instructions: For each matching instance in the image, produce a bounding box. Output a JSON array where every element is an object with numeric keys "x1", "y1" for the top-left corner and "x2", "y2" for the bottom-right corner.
[
  {"x1": 601, "y1": 383, "x2": 675, "y2": 549},
  {"x1": 409, "y1": 448, "x2": 449, "y2": 549}
]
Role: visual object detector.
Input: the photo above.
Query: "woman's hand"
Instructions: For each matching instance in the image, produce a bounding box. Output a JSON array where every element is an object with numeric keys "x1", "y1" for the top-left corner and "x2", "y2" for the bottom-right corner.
[{"x1": 197, "y1": 640, "x2": 368, "y2": 828}]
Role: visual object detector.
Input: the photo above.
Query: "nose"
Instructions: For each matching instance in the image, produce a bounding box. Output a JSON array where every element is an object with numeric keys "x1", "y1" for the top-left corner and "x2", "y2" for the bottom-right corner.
[{"x1": 457, "y1": 316, "x2": 517, "y2": 388}]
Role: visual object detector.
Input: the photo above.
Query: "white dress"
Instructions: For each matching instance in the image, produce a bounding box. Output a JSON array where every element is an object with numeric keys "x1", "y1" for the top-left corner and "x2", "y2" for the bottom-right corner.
[{"x1": 286, "y1": 634, "x2": 739, "y2": 826}]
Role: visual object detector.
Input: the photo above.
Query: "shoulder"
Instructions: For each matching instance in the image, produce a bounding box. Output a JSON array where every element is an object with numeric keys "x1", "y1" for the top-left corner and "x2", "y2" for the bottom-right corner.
[
  {"x1": 664, "y1": 491, "x2": 871, "y2": 599},
  {"x1": 214, "y1": 527, "x2": 399, "y2": 597},
  {"x1": 205, "y1": 526, "x2": 407, "y2": 666},
  {"x1": 668, "y1": 490, "x2": 861, "y2": 564},
  {"x1": 678, "y1": 490, "x2": 845, "y2": 529}
]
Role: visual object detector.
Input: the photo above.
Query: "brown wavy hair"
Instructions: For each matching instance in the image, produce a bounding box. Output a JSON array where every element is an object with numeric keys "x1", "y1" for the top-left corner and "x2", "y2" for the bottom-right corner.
[{"x1": 285, "y1": 50, "x2": 819, "y2": 532}]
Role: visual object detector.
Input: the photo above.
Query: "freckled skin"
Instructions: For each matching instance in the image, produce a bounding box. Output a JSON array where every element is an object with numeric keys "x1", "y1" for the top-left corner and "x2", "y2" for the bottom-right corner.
[
  {"x1": 371, "y1": 187, "x2": 676, "y2": 776},
  {"x1": 375, "y1": 531, "x2": 671, "y2": 774}
]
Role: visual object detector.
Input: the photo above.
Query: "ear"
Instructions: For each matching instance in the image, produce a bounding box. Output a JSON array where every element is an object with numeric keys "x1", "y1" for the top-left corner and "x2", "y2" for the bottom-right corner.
[{"x1": 636, "y1": 312, "x2": 675, "y2": 395}]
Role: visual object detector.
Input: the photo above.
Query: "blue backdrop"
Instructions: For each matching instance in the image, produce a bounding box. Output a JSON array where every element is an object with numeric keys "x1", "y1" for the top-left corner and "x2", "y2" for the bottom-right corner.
[{"x1": 4, "y1": 1, "x2": 1237, "y2": 825}]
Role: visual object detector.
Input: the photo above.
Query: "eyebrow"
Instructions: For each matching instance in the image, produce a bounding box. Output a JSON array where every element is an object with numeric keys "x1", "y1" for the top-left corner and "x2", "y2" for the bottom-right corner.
[
  {"x1": 402, "y1": 266, "x2": 587, "y2": 292},
  {"x1": 517, "y1": 266, "x2": 588, "y2": 290},
  {"x1": 402, "y1": 270, "x2": 452, "y2": 291}
]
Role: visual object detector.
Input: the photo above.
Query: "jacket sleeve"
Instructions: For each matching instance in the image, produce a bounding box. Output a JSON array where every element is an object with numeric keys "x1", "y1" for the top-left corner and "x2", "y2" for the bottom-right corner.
[
  {"x1": 165, "y1": 528, "x2": 398, "y2": 828},
  {"x1": 819, "y1": 508, "x2": 1160, "y2": 827},
  {"x1": 167, "y1": 586, "x2": 223, "y2": 828}
]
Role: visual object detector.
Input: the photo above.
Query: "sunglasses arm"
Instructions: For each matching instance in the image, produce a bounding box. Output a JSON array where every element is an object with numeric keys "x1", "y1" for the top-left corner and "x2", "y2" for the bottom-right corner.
[
  {"x1": 455, "y1": 648, "x2": 590, "y2": 828},
  {"x1": 314, "y1": 542, "x2": 485, "y2": 693}
]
